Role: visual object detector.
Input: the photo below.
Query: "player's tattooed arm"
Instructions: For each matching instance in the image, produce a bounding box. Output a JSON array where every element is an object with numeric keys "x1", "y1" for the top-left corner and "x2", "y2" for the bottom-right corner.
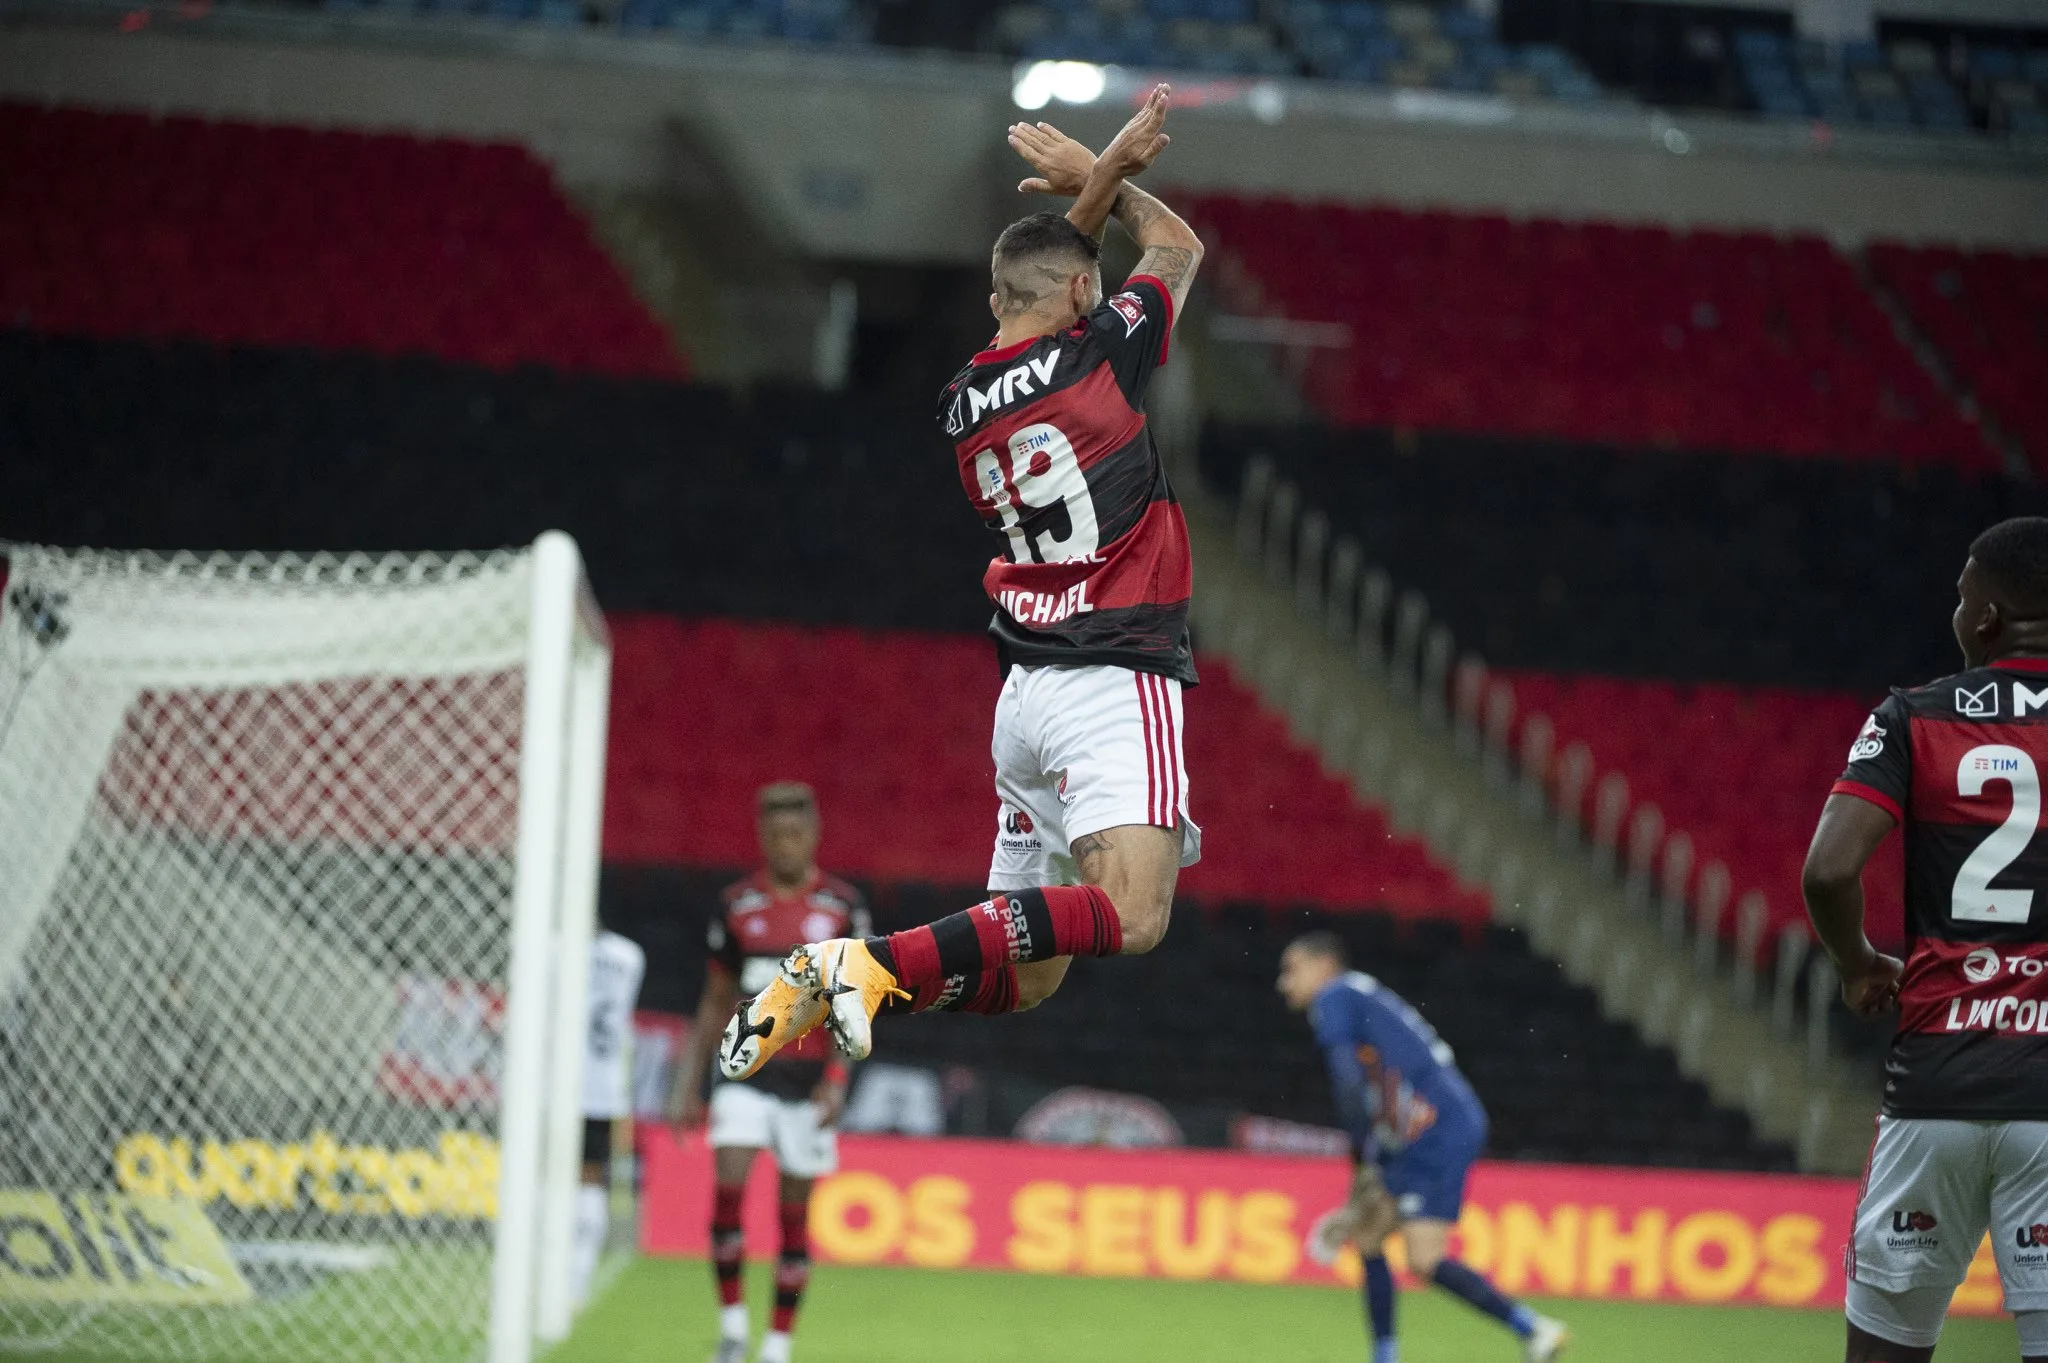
[{"x1": 1112, "y1": 184, "x2": 1203, "y2": 323}]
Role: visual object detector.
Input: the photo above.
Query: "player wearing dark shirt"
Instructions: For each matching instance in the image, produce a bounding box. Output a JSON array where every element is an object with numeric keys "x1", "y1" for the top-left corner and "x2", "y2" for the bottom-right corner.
[
  {"x1": 720, "y1": 87, "x2": 1214, "y2": 1083},
  {"x1": 1804, "y1": 517, "x2": 2048, "y2": 1363},
  {"x1": 670, "y1": 784, "x2": 867, "y2": 1363},
  {"x1": 1280, "y1": 933, "x2": 1568, "y2": 1363}
]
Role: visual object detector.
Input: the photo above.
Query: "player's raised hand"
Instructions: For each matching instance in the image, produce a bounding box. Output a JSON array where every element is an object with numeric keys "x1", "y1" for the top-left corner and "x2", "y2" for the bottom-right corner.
[
  {"x1": 1010, "y1": 121, "x2": 1096, "y2": 198},
  {"x1": 1840, "y1": 948, "x2": 1904, "y2": 1018},
  {"x1": 1097, "y1": 82, "x2": 1174, "y2": 181}
]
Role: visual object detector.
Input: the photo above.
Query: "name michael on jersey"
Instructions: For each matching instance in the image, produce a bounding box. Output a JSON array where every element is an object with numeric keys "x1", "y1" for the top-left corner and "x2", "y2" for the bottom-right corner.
[{"x1": 996, "y1": 580, "x2": 1097, "y2": 626}]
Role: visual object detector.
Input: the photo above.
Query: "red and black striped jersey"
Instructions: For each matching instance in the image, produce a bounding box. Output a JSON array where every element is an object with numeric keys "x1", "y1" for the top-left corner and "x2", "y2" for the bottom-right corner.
[
  {"x1": 937, "y1": 274, "x2": 1196, "y2": 684},
  {"x1": 1834, "y1": 658, "x2": 2048, "y2": 1120},
  {"x1": 707, "y1": 870, "x2": 868, "y2": 1097}
]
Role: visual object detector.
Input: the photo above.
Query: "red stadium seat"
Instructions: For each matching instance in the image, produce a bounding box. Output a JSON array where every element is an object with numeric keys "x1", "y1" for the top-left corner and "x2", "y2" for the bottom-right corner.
[
  {"x1": 602, "y1": 614, "x2": 1489, "y2": 924},
  {"x1": 0, "y1": 103, "x2": 685, "y2": 379},
  {"x1": 1183, "y1": 193, "x2": 1995, "y2": 472},
  {"x1": 1868, "y1": 241, "x2": 2048, "y2": 475},
  {"x1": 1502, "y1": 669, "x2": 1906, "y2": 951}
]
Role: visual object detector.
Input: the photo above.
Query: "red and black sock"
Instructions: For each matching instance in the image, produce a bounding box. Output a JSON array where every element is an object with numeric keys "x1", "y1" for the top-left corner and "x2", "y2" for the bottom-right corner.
[
  {"x1": 710, "y1": 1185, "x2": 744, "y2": 1309},
  {"x1": 772, "y1": 1198, "x2": 810, "y2": 1335},
  {"x1": 871, "y1": 886, "x2": 1120, "y2": 993}
]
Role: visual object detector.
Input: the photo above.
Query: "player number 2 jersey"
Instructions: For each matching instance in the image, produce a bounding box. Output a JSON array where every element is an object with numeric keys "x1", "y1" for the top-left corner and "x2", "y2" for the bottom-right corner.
[
  {"x1": 937, "y1": 275, "x2": 1196, "y2": 685},
  {"x1": 1834, "y1": 659, "x2": 2048, "y2": 1119}
]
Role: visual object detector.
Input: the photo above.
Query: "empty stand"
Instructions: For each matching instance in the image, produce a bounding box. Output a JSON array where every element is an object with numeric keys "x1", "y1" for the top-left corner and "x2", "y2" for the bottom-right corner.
[
  {"x1": 2, "y1": 331, "x2": 987, "y2": 631},
  {"x1": 1200, "y1": 421, "x2": 2037, "y2": 691},
  {"x1": 1869, "y1": 241, "x2": 2048, "y2": 472},
  {"x1": 1504, "y1": 671, "x2": 1906, "y2": 950},
  {"x1": 1189, "y1": 195, "x2": 1991, "y2": 470},
  {"x1": 603, "y1": 614, "x2": 1492, "y2": 918},
  {"x1": 0, "y1": 104, "x2": 682, "y2": 377},
  {"x1": 605, "y1": 865, "x2": 1794, "y2": 1170}
]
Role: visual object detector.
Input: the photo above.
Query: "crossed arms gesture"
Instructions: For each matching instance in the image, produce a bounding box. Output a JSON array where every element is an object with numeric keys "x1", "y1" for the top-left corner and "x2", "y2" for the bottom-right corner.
[{"x1": 1005, "y1": 84, "x2": 1204, "y2": 320}]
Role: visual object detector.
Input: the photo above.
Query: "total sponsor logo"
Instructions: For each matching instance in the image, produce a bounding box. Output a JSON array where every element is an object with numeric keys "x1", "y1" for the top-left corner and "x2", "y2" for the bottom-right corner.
[
  {"x1": 998, "y1": 580, "x2": 1097, "y2": 628},
  {"x1": 1885, "y1": 1209, "x2": 1940, "y2": 1251}
]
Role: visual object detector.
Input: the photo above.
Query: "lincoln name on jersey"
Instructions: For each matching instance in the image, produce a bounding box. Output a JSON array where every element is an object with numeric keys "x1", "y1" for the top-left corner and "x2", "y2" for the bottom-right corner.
[
  {"x1": 1834, "y1": 659, "x2": 2048, "y2": 1119},
  {"x1": 708, "y1": 871, "x2": 870, "y2": 1099},
  {"x1": 938, "y1": 275, "x2": 1196, "y2": 685}
]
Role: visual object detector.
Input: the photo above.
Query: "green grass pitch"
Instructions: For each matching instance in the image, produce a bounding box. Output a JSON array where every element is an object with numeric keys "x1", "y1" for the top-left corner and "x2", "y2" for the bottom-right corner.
[{"x1": 549, "y1": 1257, "x2": 2024, "y2": 1363}]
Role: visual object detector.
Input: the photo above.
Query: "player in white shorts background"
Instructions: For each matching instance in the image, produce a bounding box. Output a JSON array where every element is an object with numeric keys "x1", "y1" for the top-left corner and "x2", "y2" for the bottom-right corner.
[
  {"x1": 575, "y1": 924, "x2": 645, "y2": 1309},
  {"x1": 671, "y1": 784, "x2": 866, "y2": 1363},
  {"x1": 718, "y1": 86, "x2": 1209, "y2": 1082},
  {"x1": 1803, "y1": 517, "x2": 2048, "y2": 1362}
]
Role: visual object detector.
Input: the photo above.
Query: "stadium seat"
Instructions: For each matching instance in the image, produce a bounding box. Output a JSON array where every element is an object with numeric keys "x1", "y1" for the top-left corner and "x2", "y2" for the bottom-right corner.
[
  {"x1": 1500, "y1": 671, "x2": 1907, "y2": 950},
  {"x1": 1183, "y1": 194, "x2": 1995, "y2": 471},
  {"x1": 604, "y1": 865, "x2": 1796, "y2": 1169},
  {"x1": 0, "y1": 104, "x2": 685, "y2": 378},
  {"x1": 601, "y1": 614, "x2": 1494, "y2": 920},
  {"x1": 1867, "y1": 241, "x2": 2048, "y2": 473}
]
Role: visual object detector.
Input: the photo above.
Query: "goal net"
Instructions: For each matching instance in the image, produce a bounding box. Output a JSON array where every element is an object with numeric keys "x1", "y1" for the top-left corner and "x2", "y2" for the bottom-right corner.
[{"x1": 0, "y1": 533, "x2": 610, "y2": 1363}]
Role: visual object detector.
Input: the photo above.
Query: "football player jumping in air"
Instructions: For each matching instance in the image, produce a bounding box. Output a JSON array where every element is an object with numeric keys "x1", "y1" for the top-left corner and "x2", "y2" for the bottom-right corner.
[{"x1": 718, "y1": 86, "x2": 1211, "y2": 1078}]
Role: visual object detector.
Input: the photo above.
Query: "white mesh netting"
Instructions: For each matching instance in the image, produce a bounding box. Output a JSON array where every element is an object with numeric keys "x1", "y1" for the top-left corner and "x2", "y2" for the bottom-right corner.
[{"x1": 0, "y1": 543, "x2": 554, "y2": 1363}]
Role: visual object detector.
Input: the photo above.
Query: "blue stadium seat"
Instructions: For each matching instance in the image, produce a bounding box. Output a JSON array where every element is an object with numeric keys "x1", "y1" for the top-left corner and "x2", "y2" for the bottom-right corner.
[
  {"x1": 1732, "y1": 28, "x2": 1786, "y2": 63},
  {"x1": 1546, "y1": 69, "x2": 1602, "y2": 101},
  {"x1": 1435, "y1": 7, "x2": 1488, "y2": 42},
  {"x1": 1967, "y1": 47, "x2": 2022, "y2": 79},
  {"x1": 1755, "y1": 88, "x2": 1810, "y2": 119}
]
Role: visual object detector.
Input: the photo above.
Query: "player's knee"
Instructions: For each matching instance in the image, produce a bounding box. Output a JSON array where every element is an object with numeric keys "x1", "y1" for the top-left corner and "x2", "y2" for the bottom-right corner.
[
  {"x1": 1407, "y1": 1244, "x2": 1446, "y2": 1278},
  {"x1": 1104, "y1": 883, "x2": 1171, "y2": 954}
]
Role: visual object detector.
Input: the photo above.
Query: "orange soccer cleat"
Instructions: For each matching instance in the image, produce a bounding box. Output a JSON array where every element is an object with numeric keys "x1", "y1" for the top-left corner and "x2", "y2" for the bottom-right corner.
[
  {"x1": 816, "y1": 938, "x2": 909, "y2": 1062},
  {"x1": 716, "y1": 947, "x2": 829, "y2": 1081}
]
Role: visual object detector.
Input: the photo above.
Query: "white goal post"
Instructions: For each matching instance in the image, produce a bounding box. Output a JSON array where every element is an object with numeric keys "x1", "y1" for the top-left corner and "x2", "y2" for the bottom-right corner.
[{"x1": 0, "y1": 531, "x2": 610, "y2": 1363}]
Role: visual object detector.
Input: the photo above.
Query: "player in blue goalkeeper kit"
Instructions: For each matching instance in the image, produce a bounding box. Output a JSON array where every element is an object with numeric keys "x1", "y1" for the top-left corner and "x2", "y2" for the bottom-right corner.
[{"x1": 1279, "y1": 932, "x2": 1568, "y2": 1363}]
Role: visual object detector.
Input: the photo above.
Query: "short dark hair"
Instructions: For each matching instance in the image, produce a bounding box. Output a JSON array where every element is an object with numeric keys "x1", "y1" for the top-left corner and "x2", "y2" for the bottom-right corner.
[
  {"x1": 1286, "y1": 931, "x2": 1348, "y2": 966},
  {"x1": 1971, "y1": 517, "x2": 2048, "y2": 618},
  {"x1": 757, "y1": 780, "x2": 818, "y2": 818},
  {"x1": 991, "y1": 212, "x2": 1099, "y2": 315}
]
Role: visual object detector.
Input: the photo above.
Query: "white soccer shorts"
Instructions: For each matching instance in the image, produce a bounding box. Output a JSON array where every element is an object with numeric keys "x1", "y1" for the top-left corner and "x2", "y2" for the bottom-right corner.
[
  {"x1": 987, "y1": 662, "x2": 1202, "y2": 891},
  {"x1": 1845, "y1": 1115, "x2": 2048, "y2": 1345},
  {"x1": 707, "y1": 1082, "x2": 838, "y2": 1179}
]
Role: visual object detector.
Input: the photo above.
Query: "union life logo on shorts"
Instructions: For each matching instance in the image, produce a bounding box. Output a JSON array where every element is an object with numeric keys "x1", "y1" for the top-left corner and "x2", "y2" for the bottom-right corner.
[
  {"x1": 999, "y1": 806, "x2": 1041, "y2": 852},
  {"x1": 2014, "y1": 1222, "x2": 2048, "y2": 1268},
  {"x1": 1886, "y1": 1209, "x2": 1940, "y2": 1251}
]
